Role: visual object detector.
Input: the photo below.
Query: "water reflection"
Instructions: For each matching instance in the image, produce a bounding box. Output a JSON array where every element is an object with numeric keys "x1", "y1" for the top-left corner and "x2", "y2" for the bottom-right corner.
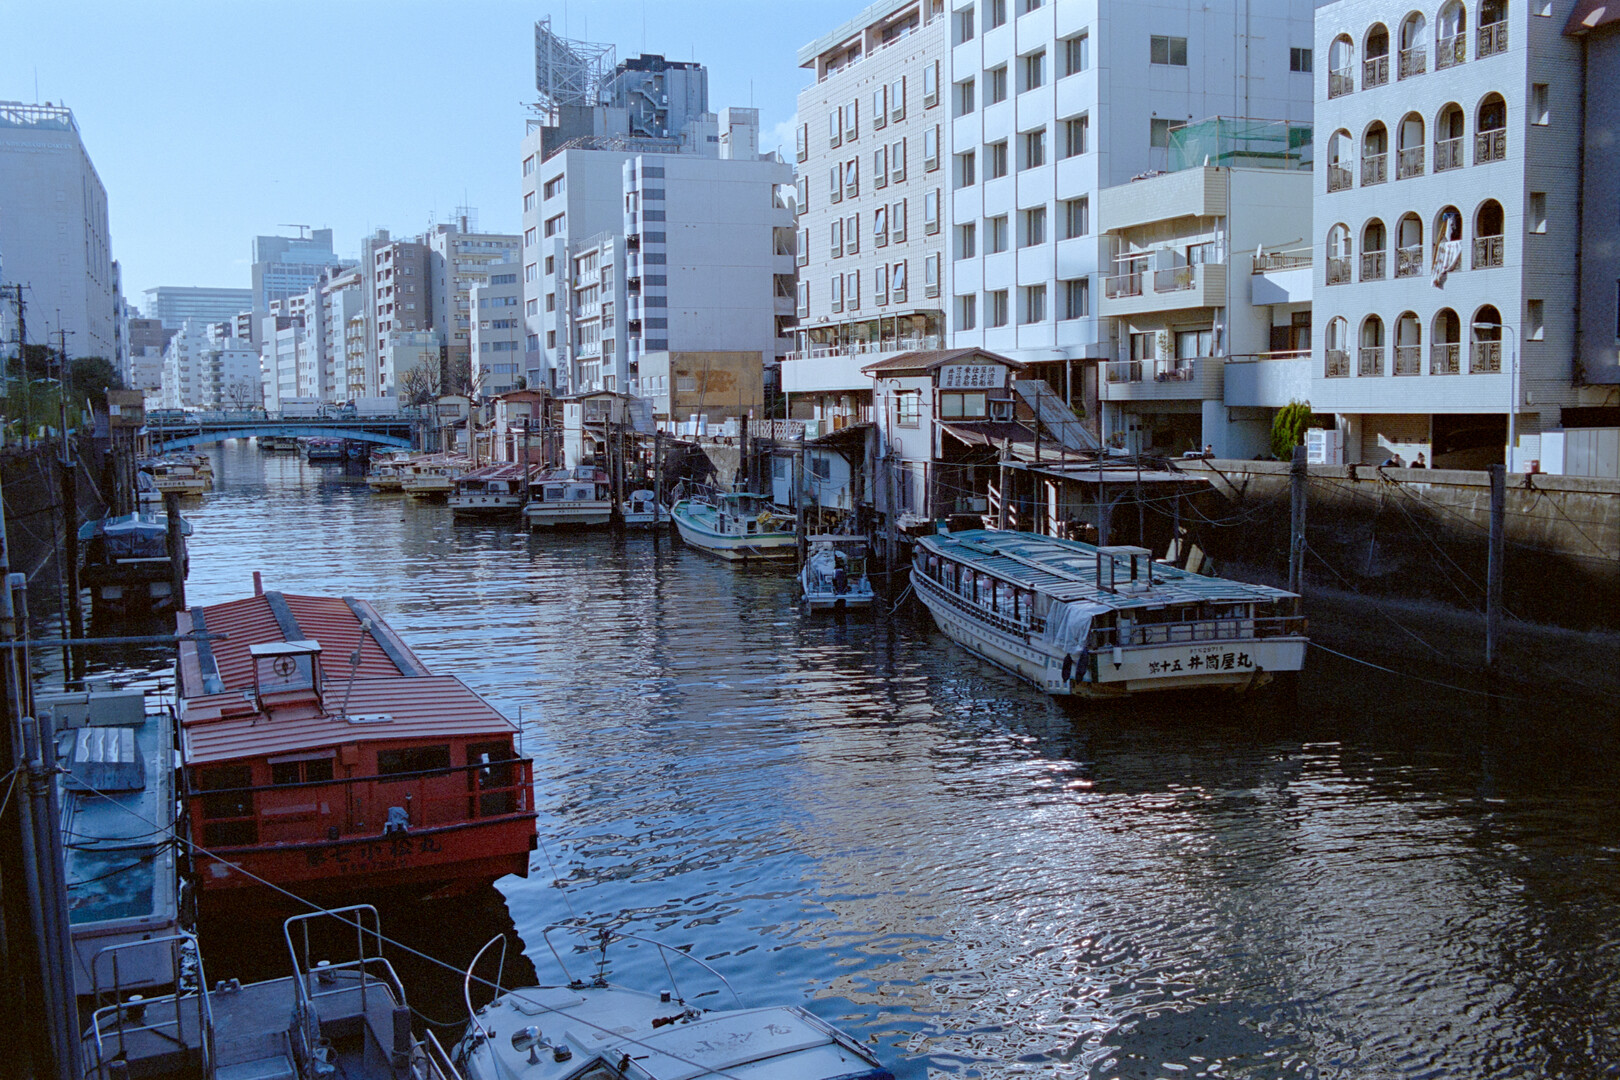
[{"x1": 36, "y1": 441, "x2": 1620, "y2": 1078}]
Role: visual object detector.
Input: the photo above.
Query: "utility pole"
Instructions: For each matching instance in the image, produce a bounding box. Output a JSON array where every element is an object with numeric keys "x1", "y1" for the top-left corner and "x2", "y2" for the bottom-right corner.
[
  {"x1": 1486, "y1": 463, "x2": 1505, "y2": 670},
  {"x1": 9, "y1": 284, "x2": 28, "y2": 446},
  {"x1": 1287, "y1": 444, "x2": 1307, "y2": 595},
  {"x1": 54, "y1": 327, "x2": 83, "y2": 681}
]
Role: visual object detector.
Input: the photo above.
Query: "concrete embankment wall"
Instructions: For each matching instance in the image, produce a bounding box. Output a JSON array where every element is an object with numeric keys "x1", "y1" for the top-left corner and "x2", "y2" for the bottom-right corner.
[
  {"x1": 1, "y1": 437, "x2": 117, "y2": 593},
  {"x1": 1177, "y1": 459, "x2": 1619, "y2": 632}
]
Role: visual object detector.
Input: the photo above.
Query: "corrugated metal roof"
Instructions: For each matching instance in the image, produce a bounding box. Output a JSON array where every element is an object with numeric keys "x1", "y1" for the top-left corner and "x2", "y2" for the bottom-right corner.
[
  {"x1": 178, "y1": 592, "x2": 417, "y2": 694},
  {"x1": 181, "y1": 676, "x2": 515, "y2": 763},
  {"x1": 939, "y1": 421, "x2": 1038, "y2": 447}
]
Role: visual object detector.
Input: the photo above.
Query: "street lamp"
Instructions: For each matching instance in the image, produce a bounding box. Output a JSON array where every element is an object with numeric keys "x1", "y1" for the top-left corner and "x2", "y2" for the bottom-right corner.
[{"x1": 1473, "y1": 320, "x2": 1516, "y2": 470}]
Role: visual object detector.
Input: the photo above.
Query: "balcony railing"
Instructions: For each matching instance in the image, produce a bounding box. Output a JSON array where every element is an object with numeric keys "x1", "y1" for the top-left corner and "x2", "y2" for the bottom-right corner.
[
  {"x1": 1253, "y1": 247, "x2": 1312, "y2": 273},
  {"x1": 1434, "y1": 136, "x2": 1464, "y2": 171},
  {"x1": 1471, "y1": 341, "x2": 1502, "y2": 373},
  {"x1": 1359, "y1": 346, "x2": 1385, "y2": 376},
  {"x1": 1154, "y1": 265, "x2": 1196, "y2": 292},
  {"x1": 1473, "y1": 234, "x2": 1504, "y2": 269},
  {"x1": 1361, "y1": 250, "x2": 1386, "y2": 280},
  {"x1": 1329, "y1": 68, "x2": 1354, "y2": 98},
  {"x1": 1476, "y1": 129, "x2": 1507, "y2": 164},
  {"x1": 1478, "y1": 21, "x2": 1508, "y2": 57},
  {"x1": 1106, "y1": 360, "x2": 1144, "y2": 383},
  {"x1": 1104, "y1": 272, "x2": 1144, "y2": 299},
  {"x1": 1363, "y1": 55, "x2": 1390, "y2": 87},
  {"x1": 1396, "y1": 244, "x2": 1424, "y2": 278},
  {"x1": 1362, "y1": 153, "x2": 1388, "y2": 185},
  {"x1": 1395, "y1": 346, "x2": 1422, "y2": 375},
  {"x1": 1325, "y1": 350, "x2": 1350, "y2": 378},
  {"x1": 783, "y1": 334, "x2": 943, "y2": 362},
  {"x1": 1399, "y1": 46, "x2": 1427, "y2": 78},
  {"x1": 1431, "y1": 343, "x2": 1461, "y2": 375},
  {"x1": 1328, "y1": 164, "x2": 1353, "y2": 192},
  {"x1": 1436, "y1": 33, "x2": 1466, "y2": 69},
  {"x1": 1327, "y1": 256, "x2": 1352, "y2": 285},
  {"x1": 1397, "y1": 146, "x2": 1425, "y2": 179}
]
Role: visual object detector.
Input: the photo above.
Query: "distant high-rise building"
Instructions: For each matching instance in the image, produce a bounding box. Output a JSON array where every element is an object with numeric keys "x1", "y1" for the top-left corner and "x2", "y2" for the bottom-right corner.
[
  {"x1": 426, "y1": 218, "x2": 521, "y2": 392},
  {"x1": 143, "y1": 286, "x2": 255, "y2": 330},
  {"x1": 0, "y1": 102, "x2": 117, "y2": 361},
  {"x1": 251, "y1": 229, "x2": 349, "y2": 313}
]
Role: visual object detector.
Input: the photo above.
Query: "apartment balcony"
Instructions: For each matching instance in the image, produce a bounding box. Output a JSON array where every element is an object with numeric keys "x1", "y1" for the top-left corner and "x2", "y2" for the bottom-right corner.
[
  {"x1": 1328, "y1": 68, "x2": 1354, "y2": 98},
  {"x1": 1399, "y1": 46, "x2": 1427, "y2": 79},
  {"x1": 1434, "y1": 137, "x2": 1464, "y2": 172},
  {"x1": 1436, "y1": 33, "x2": 1466, "y2": 70},
  {"x1": 1223, "y1": 351, "x2": 1310, "y2": 408},
  {"x1": 1478, "y1": 21, "x2": 1508, "y2": 58},
  {"x1": 1397, "y1": 146, "x2": 1425, "y2": 179},
  {"x1": 1396, "y1": 244, "x2": 1424, "y2": 278},
  {"x1": 1100, "y1": 262, "x2": 1226, "y2": 317},
  {"x1": 1324, "y1": 350, "x2": 1350, "y2": 378},
  {"x1": 1100, "y1": 357, "x2": 1222, "y2": 402},
  {"x1": 1431, "y1": 343, "x2": 1461, "y2": 375},
  {"x1": 1326, "y1": 256, "x2": 1352, "y2": 286},
  {"x1": 1395, "y1": 346, "x2": 1422, "y2": 375},
  {"x1": 1251, "y1": 247, "x2": 1311, "y2": 304},
  {"x1": 1473, "y1": 235, "x2": 1504, "y2": 269},
  {"x1": 1328, "y1": 164, "x2": 1353, "y2": 193},
  {"x1": 1475, "y1": 129, "x2": 1507, "y2": 164},
  {"x1": 1099, "y1": 166, "x2": 1229, "y2": 232},
  {"x1": 1471, "y1": 341, "x2": 1503, "y2": 373},
  {"x1": 1358, "y1": 346, "x2": 1385, "y2": 377},
  {"x1": 1361, "y1": 153, "x2": 1388, "y2": 186},
  {"x1": 775, "y1": 294, "x2": 798, "y2": 317},
  {"x1": 1362, "y1": 55, "x2": 1390, "y2": 87},
  {"x1": 773, "y1": 254, "x2": 797, "y2": 275},
  {"x1": 1361, "y1": 250, "x2": 1386, "y2": 281}
]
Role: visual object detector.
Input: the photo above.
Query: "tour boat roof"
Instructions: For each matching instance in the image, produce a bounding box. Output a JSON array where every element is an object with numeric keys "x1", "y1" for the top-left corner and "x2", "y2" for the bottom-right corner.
[
  {"x1": 175, "y1": 590, "x2": 517, "y2": 762},
  {"x1": 457, "y1": 462, "x2": 536, "y2": 483},
  {"x1": 922, "y1": 529, "x2": 1298, "y2": 610}
]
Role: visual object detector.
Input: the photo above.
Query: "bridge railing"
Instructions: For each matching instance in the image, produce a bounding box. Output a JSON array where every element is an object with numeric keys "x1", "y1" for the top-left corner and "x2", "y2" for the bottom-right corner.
[{"x1": 149, "y1": 408, "x2": 425, "y2": 428}]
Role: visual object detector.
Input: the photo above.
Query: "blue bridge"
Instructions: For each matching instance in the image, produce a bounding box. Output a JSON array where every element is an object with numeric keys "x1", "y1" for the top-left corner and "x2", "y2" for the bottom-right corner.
[{"x1": 147, "y1": 410, "x2": 423, "y2": 452}]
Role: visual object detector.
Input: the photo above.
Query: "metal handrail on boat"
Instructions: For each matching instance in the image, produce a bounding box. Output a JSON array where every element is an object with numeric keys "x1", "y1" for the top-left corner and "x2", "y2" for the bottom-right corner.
[
  {"x1": 537, "y1": 927, "x2": 744, "y2": 1007},
  {"x1": 284, "y1": 904, "x2": 408, "y2": 1056},
  {"x1": 1087, "y1": 614, "x2": 1305, "y2": 649},
  {"x1": 87, "y1": 934, "x2": 215, "y2": 1080}
]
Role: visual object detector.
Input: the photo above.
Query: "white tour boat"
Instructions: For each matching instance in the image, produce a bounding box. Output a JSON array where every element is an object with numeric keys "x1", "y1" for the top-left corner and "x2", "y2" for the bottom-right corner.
[
  {"x1": 400, "y1": 455, "x2": 470, "y2": 499},
  {"x1": 800, "y1": 539, "x2": 875, "y2": 612},
  {"x1": 453, "y1": 929, "x2": 892, "y2": 1080},
  {"x1": 451, "y1": 462, "x2": 538, "y2": 517},
  {"x1": 139, "y1": 459, "x2": 209, "y2": 498},
  {"x1": 523, "y1": 466, "x2": 614, "y2": 529},
  {"x1": 912, "y1": 529, "x2": 1307, "y2": 698},
  {"x1": 669, "y1": 492, "x2": 797, "y2": 562}
]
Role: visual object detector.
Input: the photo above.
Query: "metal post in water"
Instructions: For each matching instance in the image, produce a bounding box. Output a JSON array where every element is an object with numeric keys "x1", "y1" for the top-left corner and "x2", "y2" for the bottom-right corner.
[
  {"x1": 1486, "y1": 463, "x2": 1505, "y2": 670},
  {"x1": 165, "y1": 492, "x2": 187, "y2": 611},
  {"x1": 1288, "y1": 444, "x2": 1307, "y2": 595}
]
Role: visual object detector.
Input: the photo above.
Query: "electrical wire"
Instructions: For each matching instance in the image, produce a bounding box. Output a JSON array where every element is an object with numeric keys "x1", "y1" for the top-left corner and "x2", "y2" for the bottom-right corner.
[{"x1": 1307, "y1": 641, "x2": 1532, "y2": 701}]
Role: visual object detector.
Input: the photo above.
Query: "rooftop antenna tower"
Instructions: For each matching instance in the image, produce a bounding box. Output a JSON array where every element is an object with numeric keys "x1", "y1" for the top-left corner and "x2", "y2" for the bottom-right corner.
[
  {"x1": 532, "y1": 15, "x2": 615, "y2": 127},
  {"x1": 278, "y1": 224, "x2": 311, "y2": 240}
]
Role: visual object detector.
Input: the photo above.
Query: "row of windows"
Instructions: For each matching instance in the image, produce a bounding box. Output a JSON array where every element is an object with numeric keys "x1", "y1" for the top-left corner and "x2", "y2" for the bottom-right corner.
[
  {"x1": 1322, "y1": 302, "x2": 1533, "y2": 378},
  {"x1": 1325, "y1": 198, "x2": 1515, "y2": 285},
  {"x1": 805, "y1": 255, "x2": 942, "y2": 316},
  {"x1": 1326, "y1": 0, "x2": 1518, "y2": 98},
  {"x1": 1325, "y1": 92, "x2": 1521, "y2": 191},
  {"x1": 954, "y1": 280, "x2": 1089, "y2": 331},
  {"x1": 953, "y1": 198, "x2": 1088, "y2": 260},
  {"x1": 800, "y1": 64, "x2": 940, "y2": 160}
]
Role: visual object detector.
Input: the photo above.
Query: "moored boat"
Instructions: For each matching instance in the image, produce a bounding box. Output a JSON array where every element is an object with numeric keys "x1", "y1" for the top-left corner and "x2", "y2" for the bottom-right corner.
[
  {"x1": 367, "y1": 450, "x2": 417, "y2": 492},
  {"x1": 400, "y1": 455, "x2": 471, "y2": 499},
  {"x1": 912, "y1": 529, "x2": 1307, "y2": 698},
  {"x1": 451, "y1": 463, "x2": 539, "y2": 517},
  {"x1": 78, "y1": 512, "x2": 192, "y2": 615},
  {"x1": 302, "y1": 436, "x2": 346, "y2": 462},
  {"x1": 669, "y1": 493, "x2": 796, "y2": 562},
  {"x1": 140, "y1": 459, "x2": 209, "y2": 498},
  {"x1": 522, "y1": 466, "x2": 614, "y2": 529},
  {"x1": 453, "y1": 928, "x2": 893, "y2": 1080},
  {"x1": 260, "y1": 435, "x2": 300, "y2": 452},
  {"x1": 621, "y1": 489, "x2": 662, "y2": 529},
  {"x1": 174, "y1": 588, "x2": 537, "y2": 910},
  {"x1": 800, "y1": 539, "x2": 875, "y2": 612},
  {"x1": 82, "y1": 906, "x2": 460, "y2": 1080}
]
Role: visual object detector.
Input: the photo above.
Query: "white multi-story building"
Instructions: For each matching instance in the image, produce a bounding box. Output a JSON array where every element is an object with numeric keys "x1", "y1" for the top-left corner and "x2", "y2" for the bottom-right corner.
[
  {"x1": 947, "y1": 0, "x2": 1322, "y2": 406},
  {"x1": 1312, "y1": 0, "x2": 1600, "y2": 469},
  {"x1": 787, "y1": 0, "x2": 951, "y2": 430},
  {"x1": 0, "y1": 102, "x2": 117, "y2": 362},
  {"x1": 1096, "y1": 124, "x2": 1315, "y2": 457},
  {"x1": 469, "y1": 262, "x2": 525, "y2": 395},
  {"x1": 426, "y1": 220, "x2": 521, "y2": 390},
  {"x1": 159, "y1": 319, "x2": 259, "y2": 409}
]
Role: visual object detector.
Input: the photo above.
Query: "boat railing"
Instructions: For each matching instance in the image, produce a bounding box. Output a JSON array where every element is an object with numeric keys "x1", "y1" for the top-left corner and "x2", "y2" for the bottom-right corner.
[
  {"x1": 538, "y1": 927, "x2": 745, "y2": 1008},
  {"x1": 284, "y1": 905, "x2": 411, "y2": 1071},
  {"x1": 421, "y1": 1029, "x2": 468, "y2": 1080},
  {"x1": 87, "y1": 934, "x2": 215, "y2": 1080},
  {"x1": 1088, "y1": 613, "x2": 1305, "y2": 649},
  {"x1": 192, "y1": 758, "x2": 534, "y2": 850}
]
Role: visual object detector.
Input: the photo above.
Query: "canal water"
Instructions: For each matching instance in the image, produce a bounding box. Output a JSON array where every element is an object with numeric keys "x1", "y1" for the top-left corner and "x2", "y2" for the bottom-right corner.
[{"x1": 51, "y1": 442, "x2": 1620, "y2": 1078}]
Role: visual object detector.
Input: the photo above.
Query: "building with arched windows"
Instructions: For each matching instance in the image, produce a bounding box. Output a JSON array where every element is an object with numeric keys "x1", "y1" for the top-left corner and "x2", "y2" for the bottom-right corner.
[{"x1": 1312, "y1": 0, "x2": 1612, "y2": 470}]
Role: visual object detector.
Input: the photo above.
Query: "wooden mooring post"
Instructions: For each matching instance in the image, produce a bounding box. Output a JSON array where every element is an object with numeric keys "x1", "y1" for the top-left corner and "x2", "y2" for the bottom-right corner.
[
  {"x1": 1287, "y1": 444, "x2": 1307, "y2": 595},
  {"x1": 165, "y1": 493, "x2": 187, "y2": 612},
  {"x1": 1486, "y1": 463, "x2": 1505, "y2": 670}
]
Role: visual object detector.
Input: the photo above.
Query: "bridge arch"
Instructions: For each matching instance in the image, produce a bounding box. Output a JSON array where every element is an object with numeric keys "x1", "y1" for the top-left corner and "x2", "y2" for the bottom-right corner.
[{"x1": 152, "y1": 425, "x2": 414, "y2": 451}]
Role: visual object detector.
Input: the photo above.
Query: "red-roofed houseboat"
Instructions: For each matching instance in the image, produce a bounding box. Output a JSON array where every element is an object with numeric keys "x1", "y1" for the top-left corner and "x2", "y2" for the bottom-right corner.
[{"x1": 175, "y1": 590, "x2": 537, "y2": 909}]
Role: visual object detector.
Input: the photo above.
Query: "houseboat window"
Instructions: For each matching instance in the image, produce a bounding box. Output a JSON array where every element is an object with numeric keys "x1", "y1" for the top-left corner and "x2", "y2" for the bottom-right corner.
[
  {"x1": 995, "y1": 580, "x2": 1014, "y2": 614},
  {"x1": 544, "y1": 486, "x2": 565, "y2": 499},
  {"x1": 468, "y1": 740, "x2": 517, "y2": 816},
  {"x1": 377, "y1": 745, "x2": 452, "y2": 776},
  {"x1": 270, "y1": 756, "x2": 335, "y2": 786},
  {"x1": 926, "y1": 555, "x2": 939, "y2": 578},
  {"x1": 976, "y1": 573, "x2": 995, "y2": 608},
  {"x1": 957, "y1": 567, "x2": 973, "y2": 598},
  {"x1": 939, "y1": 391, "x2": 987, "y2": 419},
  {"x1": 196, "y1": 764, "x2": 256, "y2": 847},
  {"x1": 941, "y1": 562, "x2": 955, "y2": 590}
]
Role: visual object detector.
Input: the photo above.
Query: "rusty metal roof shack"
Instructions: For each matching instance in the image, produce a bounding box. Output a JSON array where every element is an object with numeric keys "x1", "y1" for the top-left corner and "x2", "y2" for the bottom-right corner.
[{"x1": 175, "y1": 592, "x2": 519, "y2": 765}]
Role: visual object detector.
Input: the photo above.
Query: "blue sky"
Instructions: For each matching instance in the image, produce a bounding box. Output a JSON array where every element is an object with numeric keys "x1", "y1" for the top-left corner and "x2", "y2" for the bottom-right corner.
[{"x1": 5, "y1": 1, "x2": 838, "y2": 306}]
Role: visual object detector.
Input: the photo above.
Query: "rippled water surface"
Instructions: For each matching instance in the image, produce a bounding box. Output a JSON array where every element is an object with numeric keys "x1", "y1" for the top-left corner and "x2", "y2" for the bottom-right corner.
[{"x1": 58, "y1": 444, "x2": 1620, "y2": 1078}]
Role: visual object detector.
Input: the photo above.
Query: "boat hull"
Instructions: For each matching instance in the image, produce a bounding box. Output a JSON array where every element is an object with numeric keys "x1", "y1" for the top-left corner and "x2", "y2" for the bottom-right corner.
[
  {"x1": 450, "y1": 494, "x2": 525, "y2": 516},
  {"x1": 670, "y1": 503, "x2": 796, "y2": 562},
  {"x1": 914, "y1": 570, "x2": 1305, "y2": 698},
  {"x1": 524, "y1": 501, "x2": 614, "y2": 528},
  {"x1": 803, "y1": 590, "x2": 875, "y2": 611},
  {"x1": 193, "y1": 813, "x2": 537, "y2": 907}
]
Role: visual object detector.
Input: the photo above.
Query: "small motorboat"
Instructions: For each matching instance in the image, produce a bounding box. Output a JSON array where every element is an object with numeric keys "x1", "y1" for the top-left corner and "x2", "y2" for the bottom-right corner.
[
  {"x1": 620, "y1": 489, "x2": 662, "y2": 529},
  {"x1": 668, "y1": 492, "x2": 796, "y2": 562},
  {"x1": 453, "y1": 928, "x2": 893, "y2": 1080},
  {"x1": 800, "y1": 540, "x2": 875, "y2": 612}
]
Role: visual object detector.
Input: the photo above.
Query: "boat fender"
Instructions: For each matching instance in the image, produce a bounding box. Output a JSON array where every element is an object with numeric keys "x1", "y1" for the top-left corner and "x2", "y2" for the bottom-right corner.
[{"x1": 1061, "y1": 654, "x2": 1074, "y2": 682}]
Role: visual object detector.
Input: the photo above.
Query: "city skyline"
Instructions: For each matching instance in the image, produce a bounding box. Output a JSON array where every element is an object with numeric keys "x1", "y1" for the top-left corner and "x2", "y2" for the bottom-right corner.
[{"x1": 3, "y1": 1, "x2": 827, "y2": 309}]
